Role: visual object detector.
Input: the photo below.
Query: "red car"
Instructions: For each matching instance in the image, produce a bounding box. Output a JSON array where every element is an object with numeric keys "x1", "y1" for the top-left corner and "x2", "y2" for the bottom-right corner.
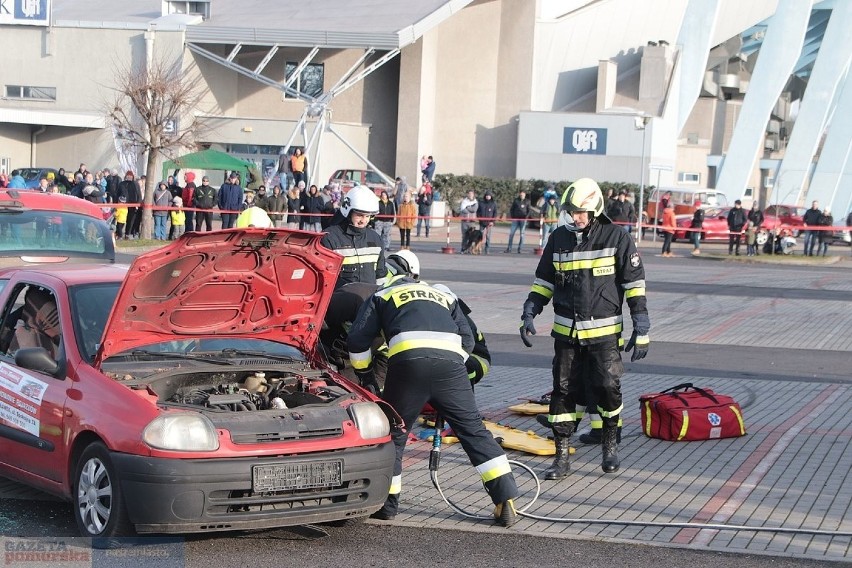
[
  {"x1": 0, "y1": 229, "x2": 397, "y2": 539},
  {"x1": 674, "y1": 206, "x2": 737, "y2": 241},
  {"x1": 0, "y1": 189, "x2": 115, "y2": 269},
  {"x1": 763, "y1": 204, "x2": 805, "y2": 236}
]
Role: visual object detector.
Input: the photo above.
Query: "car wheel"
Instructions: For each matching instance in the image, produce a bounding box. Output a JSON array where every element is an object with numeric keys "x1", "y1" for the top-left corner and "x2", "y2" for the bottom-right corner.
[
  {"x1": 756, "y1": 230, "x2": 769, "y2": 246},
  {"x1": 73, "y1": 442, "x2": 134, "y2": 541}
]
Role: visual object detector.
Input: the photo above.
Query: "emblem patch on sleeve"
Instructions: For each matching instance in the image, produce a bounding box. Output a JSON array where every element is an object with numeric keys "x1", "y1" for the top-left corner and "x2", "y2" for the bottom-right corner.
[{"x1": 629, "y1": 252, "x2": 641, "y2": 268}]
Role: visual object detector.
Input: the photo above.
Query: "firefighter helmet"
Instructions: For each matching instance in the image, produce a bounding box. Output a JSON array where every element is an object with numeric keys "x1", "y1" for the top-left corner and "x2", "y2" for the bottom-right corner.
[
  {"x1": 340, "y1": 186, "x2": 380, "y2": 217},
  {"x1": 386, "y1": 249, "x2": 420, "y2": 279},
  {"x1": 560, "y1": 178, "x2": 607, "y2": 231}
]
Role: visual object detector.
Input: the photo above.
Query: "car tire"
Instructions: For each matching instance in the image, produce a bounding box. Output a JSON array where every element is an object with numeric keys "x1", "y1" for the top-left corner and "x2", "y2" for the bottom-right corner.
[
  {"x1": 73, "y1": 442, "x2": 134, "y2": 543},
  {"x1": 756, "y1": 230, "x2": 769, "y2": 246}
]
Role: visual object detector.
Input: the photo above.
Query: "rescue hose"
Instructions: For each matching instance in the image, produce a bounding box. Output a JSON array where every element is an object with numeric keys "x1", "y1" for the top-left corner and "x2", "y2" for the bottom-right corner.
[{"x1": 429, "y1": 459, "x2": 852, "y2": 537}]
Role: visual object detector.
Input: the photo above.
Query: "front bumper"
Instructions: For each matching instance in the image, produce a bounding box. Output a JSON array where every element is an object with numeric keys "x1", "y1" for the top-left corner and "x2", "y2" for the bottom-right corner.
[{"x1": 112, "y1": 443, "x2": 394, "y2": 534}]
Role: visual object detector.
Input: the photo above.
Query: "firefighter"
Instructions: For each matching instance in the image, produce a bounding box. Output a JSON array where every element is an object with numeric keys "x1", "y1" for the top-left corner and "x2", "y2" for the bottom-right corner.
[
  {"x1": 431, "y1": 283, "x2": 491, "y2": 388},
  {"x1": 520, "y1": 178, "x2": 649, "y2": 477},
  {"x1": 347, "y1": 252, "x2": 519, "y2": 526},
  {"x1": 321, "y1": 186, "x2": 388, "y2": 290}
]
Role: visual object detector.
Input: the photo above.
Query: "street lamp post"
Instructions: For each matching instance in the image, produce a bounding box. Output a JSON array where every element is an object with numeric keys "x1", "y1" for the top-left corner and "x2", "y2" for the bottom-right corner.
[{"x1": 635, "y1": 116, "x2": 650, "y2": 244}]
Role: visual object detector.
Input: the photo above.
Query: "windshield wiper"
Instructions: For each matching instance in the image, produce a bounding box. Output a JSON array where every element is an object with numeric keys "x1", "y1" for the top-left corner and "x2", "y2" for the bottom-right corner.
[
  {"x1": 218, "y1": 348, "x2": 303, "y2": 363},
  {"x1": 128, "y1": 350, "x2": 234, "y2": 365}
]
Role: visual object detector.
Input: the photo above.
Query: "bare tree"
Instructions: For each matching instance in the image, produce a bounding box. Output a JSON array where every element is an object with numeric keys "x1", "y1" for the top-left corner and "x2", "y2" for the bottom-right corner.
[{"x1": 109, "y1": 58, "x2": 208, "y2": 239}]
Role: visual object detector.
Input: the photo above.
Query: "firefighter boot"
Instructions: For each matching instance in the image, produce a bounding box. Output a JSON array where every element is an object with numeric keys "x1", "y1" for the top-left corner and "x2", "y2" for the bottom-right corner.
[
  {"x1": 601, "y1": 426, "x2": 620, "y2": 473},
  {"x1": 543, "y1": 434, "x2": 572, "y2": 480},
  {"x1": 493, "y1": 499, "x2": 517, "y2": 527},
  {"x1": 370, "y1": 494, "x2": 399, "y2": 520},
  {"x1": 578, "y1": 426, "x2": 621, "y2": 445}
]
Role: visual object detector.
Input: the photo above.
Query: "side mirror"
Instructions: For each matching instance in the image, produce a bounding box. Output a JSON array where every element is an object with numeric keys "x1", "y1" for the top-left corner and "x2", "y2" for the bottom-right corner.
[{"x1": 15, "y1": 347, "x2": 61, "y2": 377}]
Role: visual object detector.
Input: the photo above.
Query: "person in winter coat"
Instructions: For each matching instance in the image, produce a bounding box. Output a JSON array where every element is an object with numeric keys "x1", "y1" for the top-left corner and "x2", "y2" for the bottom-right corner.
[
  {"x1": 396, "y1": 190, "x2": 417, "y2": 250},
  {"x1": 505, "y1": 189, "x2": 531, "y2": 253},
  {"x1": 540, "y1": 193, "x2": 560, "y2": 245},
  {"x1": 802, "y1": 200, "x2": 822, "y2": 256},
  {"x1": 415, "y1": 178, "x2": 433, "y2": 237},
  {"x1": 458, "y1": 190, "x2": 479, "y2": 252},
  {"x1": 217, "y1": 171, "x2": 244, "y2": 229},
  {"x1": 477, "y1": 190, "x2": 498, "y2": 254},
  {"x1": 606, "y1": 190, "x2": 636, "y2": 233},
  {"x1": 726, "y1": 199, "x2": 748, "y2": 255},
  {"x1": 300, "y1": 184, "x2": 325, "y2": 232},
  {"x1": 265, "y1": 185, "x2": 288, "y2": 227},
  {"x1": 690, "y1": 200, "x2": 705, "y2": 255},
  {"x1": 181, "y1": 172, "x2": 197, "y2": 230},
  {"x1": 661, "y1": 202, "x2": 676, "y2": 257},
  {"x1": 152, "y1": 182, "x2": 172, "y2": 240},
  {"x1": 193, "y1": 176, "x2": 217, "y2": 231},
  {"x1": 286, "y1": 185, "x2": 302, "y2": 229},
  {"x1": 117, "y1": 171, "x2": 142, "y2": 239},
  {"x1": 375, "y1": 190, "x2": 397, "y2": 251},
  {"x1": 817, "y1": 207, "x2": 833, "y2": 257}
]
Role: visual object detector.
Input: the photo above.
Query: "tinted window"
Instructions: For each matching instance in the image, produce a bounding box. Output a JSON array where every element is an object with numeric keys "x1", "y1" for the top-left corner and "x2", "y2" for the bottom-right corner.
[
  {"x1": 365, "y1": 171, "x2": 384, "y2": 185},
  {"x1": 69, "y1": 283, "x2": 121, "y2": 363},
  {"x1": 0, "y1": 209, "x2": 113, "y2": 261}
]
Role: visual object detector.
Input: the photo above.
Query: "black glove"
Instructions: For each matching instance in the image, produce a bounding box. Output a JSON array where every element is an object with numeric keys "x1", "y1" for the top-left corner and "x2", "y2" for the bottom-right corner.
[
  {"x1": 625, "y1": 312, "x2": 650, "y2": 362},
  {"x1": 520, "y1": 299, "x2": 540, "y2": 348}
]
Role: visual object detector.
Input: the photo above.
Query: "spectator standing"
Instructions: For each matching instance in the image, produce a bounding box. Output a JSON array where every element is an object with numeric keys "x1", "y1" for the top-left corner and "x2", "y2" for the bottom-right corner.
[
  {"x1": 113, "y1": 197, "x2": 128, "y2": 239},
  {"x1": 397, "y1": 190, "x2": 416, "y2": 250},
  {"x1": 7, "y1": 170, "x2": 26, "y2": 189},
  {"x1": 286, "y1": 184, "x2": 302, "y2": 229},
  {"x1": 607, "y1": 190, "x2": 635, "y2": 233},
  {"x1": 152, "y1": 182, "x2": 171, "y2": 240},
  {"x1": 289, "y1": 148, "x2": 307, "y2": 186},
  {"x1": 193, "y1": 176, "x2": 217, "y2": 231},
  {"x1": 422, "y1": 155, "x2": 436, "y2": 183},
  {"x1": 505, "y1": 189, "x2": 531, "y2": 253},
  {"x1": 415, "y1": 178, "x2": 433, "y2": 237},
  {"x1": 55, "y1": 168, "x2": 73, "y2": 194},
  {"x1": 170, "y1": 197, "x2": 186, "y2": 240},
  {"x1": 0, "y1": 173, "x2": 7, "y2": 188},
  {"x1": 393, "y1": 177, "x2": 408, "y2": 210},
  {"x1": 802, "y1": 200, "x2": 822, "y2": 256},
  {"x1": 36, "y1": 177, "x2": 50, "y2": 193},
  {"x1": 74, "y1": 163, "x2": 89, "y2": 180},
  {"x1": 80, "y1": 173, "x2": 102, "y2": 204},
  {"x1": 745, "y1": 221, "x2": 757, "y2": 256},
  {"x1": 375, "y1": 190, "x2": 397, "y2": 251},
  {"x1": 817, "y1": 207, "x2": 833, "y2": 257},
  {"x1": 540, "y1": 193, "x2": 559, "y2": 245},
  {"x1": 254, "y1": 185, "x2": 268, "y2": 211},
  {"x1": 726, "y1": 199, "x2": 747, "y2": 255},
  {"x1": 105, "y1": 169, "x2": 122, "y2": 203},
  {"x1": 847, "y1": 210, "x2": 852, "y2": 257},
  {"x1": 300, "y1": 184, "x2": 325, "y2": 232},
  {"x1": 658, "y1": 191, "x2": 672, "y2": 223},
  {"x1": 217, "y1": 172, "x2": 243, "y2": 229},
  {"x1": 459, "y1": 190, "x2": 479, "y2": 252},
  {"x1": 661, "y1": 201, "x2": 676, "y2": 257},
  {"x1": 117, "y1": 171, "x2": 141, "y2": 239},
  {"x1": 241, "y1": 189, "x2": 256, "y2": 211},
  {"x1": 689, "y1": 200, "x2": 704, "y2": 255},
  {"x1": 477, "y1": 190, "x2": 498, "y2": 254},
  {"x1": 266, "y1": 185, "x2": 287, "y2": 227},
  {"x1": 181, "y1": 172, "x2": 197, "y2": 231},
  {"x1": 747, "y1": 202, "x2": 764, "y2": 256}
]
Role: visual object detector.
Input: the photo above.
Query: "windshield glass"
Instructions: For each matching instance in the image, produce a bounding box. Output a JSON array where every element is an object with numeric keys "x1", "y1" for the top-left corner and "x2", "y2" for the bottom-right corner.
[{"x1": 0, "y1": 208, "x2": 113, "y2": 259}]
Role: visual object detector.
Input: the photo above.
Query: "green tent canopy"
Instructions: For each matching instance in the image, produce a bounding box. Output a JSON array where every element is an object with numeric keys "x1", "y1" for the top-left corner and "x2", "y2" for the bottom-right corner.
[{"x1": 161, "y1": 148, "x2": 253, "y2": 185}]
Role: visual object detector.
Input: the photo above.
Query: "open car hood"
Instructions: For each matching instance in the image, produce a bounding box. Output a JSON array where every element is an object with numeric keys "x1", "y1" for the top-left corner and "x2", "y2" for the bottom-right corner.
[{"x1": 96, "y1": 229, "x2": 341, "y2": 363}]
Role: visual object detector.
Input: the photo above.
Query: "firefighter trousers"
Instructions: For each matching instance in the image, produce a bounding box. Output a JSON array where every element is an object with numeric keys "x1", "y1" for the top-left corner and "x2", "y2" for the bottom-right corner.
[
  {"x1": 381, "y1": 356, "x2": 518, "y2": 514},
  {"x1": 549, "y1": 337, "x2": 623, "y2": 436}
]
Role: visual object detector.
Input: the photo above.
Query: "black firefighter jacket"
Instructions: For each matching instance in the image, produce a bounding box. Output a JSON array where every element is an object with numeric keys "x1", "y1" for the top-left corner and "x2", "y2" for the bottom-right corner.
[
  {"x1": 526, "y1": 220, "x2": 647, "y2": 345},
  {"x1": 321, "y1": 220, "x2": 388, "y2": 289}
]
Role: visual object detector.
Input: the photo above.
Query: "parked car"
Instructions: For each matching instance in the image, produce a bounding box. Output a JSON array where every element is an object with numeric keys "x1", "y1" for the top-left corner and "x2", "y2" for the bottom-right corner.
[
  {"x1": 644, "y1": 187, "x2": 728, "y2": 230},
  {"x1": 0, "y1": 229, "x2": 397, "y2": 540},
  {"x1": 0, "y1": 189, "x2": 115, "y2": 269},
  {"x1": 829, "y1": 219, "x2": 851, "y2": 246},
  {"x1": 673, "y1": 206, "x2": 736, "y2": 242},
  {"x1": 763, "y1": 204, "x2": 806, "y2": 237},
  {"x1": 328, "y1": 169, "x2": 393, "y2": 196},
  {"x1": 14, "y1": 167, "x2": 59, "y2": 189}
]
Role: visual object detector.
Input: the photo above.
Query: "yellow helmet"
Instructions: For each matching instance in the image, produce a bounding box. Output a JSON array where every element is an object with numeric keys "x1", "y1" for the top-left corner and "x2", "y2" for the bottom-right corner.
[{"x1": 561, "y1": 178, "x2": 605, "y2": 215}]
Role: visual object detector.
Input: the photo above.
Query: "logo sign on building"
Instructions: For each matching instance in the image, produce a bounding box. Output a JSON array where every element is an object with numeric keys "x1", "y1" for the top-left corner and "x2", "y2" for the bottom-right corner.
[
  {"x1": 563, "y1": 127, "x2": 607, "y2": 155},
  {"x1": 0, "y1": 0, "x2": 50, "y2": 25}
]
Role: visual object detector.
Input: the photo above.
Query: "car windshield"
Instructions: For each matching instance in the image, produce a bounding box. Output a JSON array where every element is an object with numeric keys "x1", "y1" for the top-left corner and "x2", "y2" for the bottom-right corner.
[
  {"x1": 0, "y1": 208, "x2": 112, "y2": 259},
  {"x1": 17, "y1": 169, "x2": 47, "y2": 182}
]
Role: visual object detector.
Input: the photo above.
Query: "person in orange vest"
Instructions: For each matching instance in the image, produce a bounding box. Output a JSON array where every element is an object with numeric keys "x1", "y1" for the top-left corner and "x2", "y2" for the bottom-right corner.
[{"x1": 289, "y1": 148, "x2": 307, "y2": 187}]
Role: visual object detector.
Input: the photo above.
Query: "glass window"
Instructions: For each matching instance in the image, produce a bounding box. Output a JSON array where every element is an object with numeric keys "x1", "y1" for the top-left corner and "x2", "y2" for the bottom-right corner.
[
  {"x1": 70, "y1": 283, "x2": 121, "y2": 363},
  {"x1": 284, "y1": 62, "x2": 324, "y2": 99},
  {"x1": 678, "y1": 172, "x2": 700, "y2": 184},
  {"x1": 5, "y1": 85, "x2": 56, "y2": 101}
]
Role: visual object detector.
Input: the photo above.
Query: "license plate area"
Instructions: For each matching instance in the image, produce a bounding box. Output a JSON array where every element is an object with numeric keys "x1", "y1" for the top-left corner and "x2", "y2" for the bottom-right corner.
[{"x1": 252, "y1": 461, "x2": 343, "y2": 492}]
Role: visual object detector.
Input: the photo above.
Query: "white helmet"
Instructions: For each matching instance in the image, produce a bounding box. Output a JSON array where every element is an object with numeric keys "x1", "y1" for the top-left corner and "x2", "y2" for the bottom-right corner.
[
  {"x1": 386, "y1": 249, "x2": 420, "y2": 279},
  {"x1": 340, "y1": 186, "x2": 380, "y2": 217},
  {"x1": 559, "y1": 178, "x2": 608, "y2": 231}
]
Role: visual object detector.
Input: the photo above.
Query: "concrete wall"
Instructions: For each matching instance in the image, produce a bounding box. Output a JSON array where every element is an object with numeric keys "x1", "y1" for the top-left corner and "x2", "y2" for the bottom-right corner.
[{"x1": 516, "y1": 110, "x2": 652, "y2": 183}]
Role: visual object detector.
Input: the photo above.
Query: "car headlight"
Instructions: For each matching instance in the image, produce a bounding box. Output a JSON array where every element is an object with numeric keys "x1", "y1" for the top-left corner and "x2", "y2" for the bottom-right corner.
[
  {"x1": 143, "y1": 413, "x2": 219, "y2": 451},
  {"x1": 348, "y1": 402, "x2": 390, "y2": 440}
]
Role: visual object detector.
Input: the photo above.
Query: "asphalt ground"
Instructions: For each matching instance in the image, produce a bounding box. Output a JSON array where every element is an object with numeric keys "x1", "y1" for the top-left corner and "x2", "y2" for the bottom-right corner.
[{"x1": 0, "y1": 224, "x2": 849, "y2": 565}]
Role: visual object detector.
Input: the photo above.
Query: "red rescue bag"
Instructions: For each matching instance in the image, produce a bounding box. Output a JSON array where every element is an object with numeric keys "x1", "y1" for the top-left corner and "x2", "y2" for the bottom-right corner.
[{"x1": 640, "y1": 383, "x2": 746, "y2": 441}]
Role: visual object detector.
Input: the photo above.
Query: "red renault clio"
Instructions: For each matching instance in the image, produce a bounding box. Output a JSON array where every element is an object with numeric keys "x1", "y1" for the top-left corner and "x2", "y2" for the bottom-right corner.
[{"x1": 0, "y1": 228, "x2": 397, "y2": 539}]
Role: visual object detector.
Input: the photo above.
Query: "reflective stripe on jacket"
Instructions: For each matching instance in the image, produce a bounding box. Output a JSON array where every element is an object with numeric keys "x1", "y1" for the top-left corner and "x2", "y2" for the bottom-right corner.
[
  {"x1": 526, "y1": 221, "x2": 647, "y2": 344},
  {"x1": 321, "y1": 221, "x2": 388, "y2": 289},
  {"x1": 347, "y1": 277, "x2": 474, "y2": 373}
]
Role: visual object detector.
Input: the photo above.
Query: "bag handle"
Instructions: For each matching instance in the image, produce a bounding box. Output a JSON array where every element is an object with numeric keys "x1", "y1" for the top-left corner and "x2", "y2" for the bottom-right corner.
[{"x1": 660, "y1": 383, "x2": 720, "y2": 404}]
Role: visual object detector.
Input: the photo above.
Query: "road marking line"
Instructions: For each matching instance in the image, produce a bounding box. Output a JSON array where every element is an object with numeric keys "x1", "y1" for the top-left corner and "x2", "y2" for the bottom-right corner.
[{"x1": 672, "y1": 384, "x2": 839, "y2": 545}]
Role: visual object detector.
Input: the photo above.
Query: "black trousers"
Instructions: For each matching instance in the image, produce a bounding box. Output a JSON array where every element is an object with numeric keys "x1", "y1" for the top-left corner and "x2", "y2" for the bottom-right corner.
[
  {"x1": 195, "y1": 210, "x2": 213, "y2": 231},
  {"x1": 381, "y1": 356, "x2": 517, "y2": 513},
  {"x1": 728, "y1": 233, "x2": 742, "y2": 254},
  {"x1": 549, "y1": 338, "x2": 623, "y2": 436}
]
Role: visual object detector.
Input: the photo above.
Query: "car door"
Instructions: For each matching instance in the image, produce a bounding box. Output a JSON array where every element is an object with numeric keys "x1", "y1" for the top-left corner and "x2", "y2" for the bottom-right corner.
[{"x1": 0, "y1": 282, "x2": 67, "y2": 483}]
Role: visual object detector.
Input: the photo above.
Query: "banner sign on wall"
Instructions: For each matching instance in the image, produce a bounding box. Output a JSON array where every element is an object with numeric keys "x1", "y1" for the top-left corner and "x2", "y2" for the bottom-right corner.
[
  {"x1": 0, "y1": 0, "x2": 50, "y2": 26},
  {"x1": 563, "y1": 127, "x2": 607, "y2": 155}
]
